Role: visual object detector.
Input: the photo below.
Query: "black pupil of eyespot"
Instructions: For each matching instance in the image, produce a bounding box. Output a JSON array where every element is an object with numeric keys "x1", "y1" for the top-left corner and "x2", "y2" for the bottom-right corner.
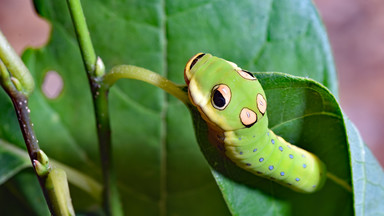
[
  {"x1": 242, "y1": 70, "x2": 255, "y2": 78},
  {"x1": 189, "y1": 53, "x2": 206, "y2": 70},
  {"x1": 213, "y1": 89, "x2": 226, "y2": 108}
]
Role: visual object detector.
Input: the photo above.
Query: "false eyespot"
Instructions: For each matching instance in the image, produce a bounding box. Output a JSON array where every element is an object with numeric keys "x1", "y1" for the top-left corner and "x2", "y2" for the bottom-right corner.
[
  {"x1": 211, "y1": 84, "x2": 231, "y2": 110},
  {"x1": 237, "y1": 69, "x2": 257, "y2": 80},
  {"x1": 257, "y1": 93, "x2": 267, "y2": 115},
  {"x1": 185, "y1": 53, "x2": 327, "y2": 193},
  {"x1": 240, "y1": 108, "x2": 257, "y2": 127}
]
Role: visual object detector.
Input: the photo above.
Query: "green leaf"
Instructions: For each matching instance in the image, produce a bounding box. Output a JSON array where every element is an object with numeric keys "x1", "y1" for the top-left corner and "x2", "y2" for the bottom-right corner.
[
  {"x1": 345, "y1": 118, "x2": 384, "y2": 215},
  {"x1": 0, "y1": 0, "x2": 369, "y2": 215},
  {"x1": 0, "y1": 142, "x2": 50, "y2": 216},
  {"x1": 190, "y1": 73, "x2": 384, "y2": 215},
  {"x1": 0, "y1": 141, "x2": 48, "y2": 216},
  {"x1": 0, "y1": 140, "x2": 30, "y2": 185},
  {"x1": 2, "y1": 170, "x2": 50, "y2": 216}
]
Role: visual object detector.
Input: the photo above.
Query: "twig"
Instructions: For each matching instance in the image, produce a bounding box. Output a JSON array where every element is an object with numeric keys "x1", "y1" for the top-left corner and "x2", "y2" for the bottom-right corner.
[
  {"x1": 66, "y1": 0, "x2": 123, "y2": 215},
  {"x1": 0, "y1": 32, "x2": 75, "y2": 215}
]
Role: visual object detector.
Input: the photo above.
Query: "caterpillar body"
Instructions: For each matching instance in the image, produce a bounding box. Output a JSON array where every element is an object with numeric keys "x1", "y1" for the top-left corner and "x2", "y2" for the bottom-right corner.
[{"x1": 184, "y1": 53, "x2": 327, "y2": 193}]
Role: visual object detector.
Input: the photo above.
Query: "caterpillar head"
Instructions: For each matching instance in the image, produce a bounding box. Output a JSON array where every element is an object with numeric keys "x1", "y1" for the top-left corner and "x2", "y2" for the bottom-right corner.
[{"x1": 185, "y1": 53, "x2": 267, "y2": 131}]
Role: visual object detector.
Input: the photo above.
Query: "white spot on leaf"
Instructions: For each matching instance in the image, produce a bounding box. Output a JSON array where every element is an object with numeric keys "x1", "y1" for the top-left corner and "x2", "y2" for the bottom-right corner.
[{"x1": 42, "y1": 71, "x2": 63, "y2": 99}]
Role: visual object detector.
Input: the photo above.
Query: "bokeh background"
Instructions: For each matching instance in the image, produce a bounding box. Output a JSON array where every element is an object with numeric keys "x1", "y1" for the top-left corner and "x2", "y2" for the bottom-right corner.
[{"x1": 0, "y1": 0, "x2": 383, "y2": 166}]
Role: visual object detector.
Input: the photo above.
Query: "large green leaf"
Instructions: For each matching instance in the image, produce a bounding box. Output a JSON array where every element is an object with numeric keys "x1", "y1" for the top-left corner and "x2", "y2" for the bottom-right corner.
[
  {"x1": 1, "y1": 0, "x2": 381, "y2": 215},
  {"x1": 190, "y1": 73, "x2": 382, "y2": 215}
]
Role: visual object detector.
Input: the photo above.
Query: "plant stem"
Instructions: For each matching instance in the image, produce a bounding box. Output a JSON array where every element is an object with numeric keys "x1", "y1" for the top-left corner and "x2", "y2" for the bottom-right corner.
[
  {"x1": 94, "y1": 83, "x2": 122, "y2": 214},
  {"x1": 105, "y1": 65, "x2": 189, "y2": 104},
  {"x1": 3, "y1": 90, "x2": 61, "y2": 214},
  {"x1": 66, "y1": 0, "x2": 96, "y2": 75},
  {"x1": 11, "y1": 95, "x2": 39, "y2": 161},
  {"x1": 0, "y1": 31, "x2": 64, "y2": 215},
  {"x1": 66, "y1": 0, "x2": 123, "y2": 215},
  {"x1": 10, "y1": 96, "x2": 59, "y2": 214},
  {"x1": 0, "y1": 35, "x2": 38, "y2": 160},
  {"x1": 0, "y1": 31, "x2": 34, "y2": 95}
]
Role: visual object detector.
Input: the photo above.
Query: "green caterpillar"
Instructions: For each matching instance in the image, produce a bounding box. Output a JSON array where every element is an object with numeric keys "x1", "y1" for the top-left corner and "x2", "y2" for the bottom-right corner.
[{"x1": 184, "y1": 53, "x2": 327, "y2": 193}]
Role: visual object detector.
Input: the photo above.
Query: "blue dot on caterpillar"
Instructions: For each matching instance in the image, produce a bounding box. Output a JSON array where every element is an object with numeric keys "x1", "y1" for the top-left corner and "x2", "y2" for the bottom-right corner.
[{"x1": 184, "y1": 53, "x2": 327, "y2": 193}]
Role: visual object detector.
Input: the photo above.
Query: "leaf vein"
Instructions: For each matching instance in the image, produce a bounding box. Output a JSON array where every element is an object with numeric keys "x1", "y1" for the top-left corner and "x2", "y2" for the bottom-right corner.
[{"x1": 270, "y1": 112, "x2": 341, "y2": 130}]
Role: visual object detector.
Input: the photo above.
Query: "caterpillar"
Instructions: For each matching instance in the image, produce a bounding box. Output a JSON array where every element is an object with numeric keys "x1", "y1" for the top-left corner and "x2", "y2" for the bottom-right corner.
[{"x1": 184, "y1": 53, "x2": 327, "y2": 193}]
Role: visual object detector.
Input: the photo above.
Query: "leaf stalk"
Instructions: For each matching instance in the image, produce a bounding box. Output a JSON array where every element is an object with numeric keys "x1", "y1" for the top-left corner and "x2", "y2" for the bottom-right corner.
[{"x1": 105, "y1": 65, "x2": 189, "y2": 104}]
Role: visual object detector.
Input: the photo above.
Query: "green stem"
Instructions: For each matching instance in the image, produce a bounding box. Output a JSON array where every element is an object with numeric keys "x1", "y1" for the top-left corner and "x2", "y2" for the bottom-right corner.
[
  {"x1": 327, "y1": 172, "x2": 352, "y2": 192},
  {"x1": 0, "y1": 31, "x2": 34, "y2": 95},
  {"x1": 66, "y1": 0, "x2": 122, "y2": 215},
  {"x1": 105, "y1": 65, "x2": 189, "y2": 104},
  {"x1": 51, "y1": 160, "x2": 102, "y2": 202},
  {"x1": 45, "y1": 168, "x2": 75, "y2": 216},
  {"x1": 66, "y1": 0, "x2": 96, "y2": 75},
  {"x1": 94, "y1": 83, "x2": 123, "y2": 215}
]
